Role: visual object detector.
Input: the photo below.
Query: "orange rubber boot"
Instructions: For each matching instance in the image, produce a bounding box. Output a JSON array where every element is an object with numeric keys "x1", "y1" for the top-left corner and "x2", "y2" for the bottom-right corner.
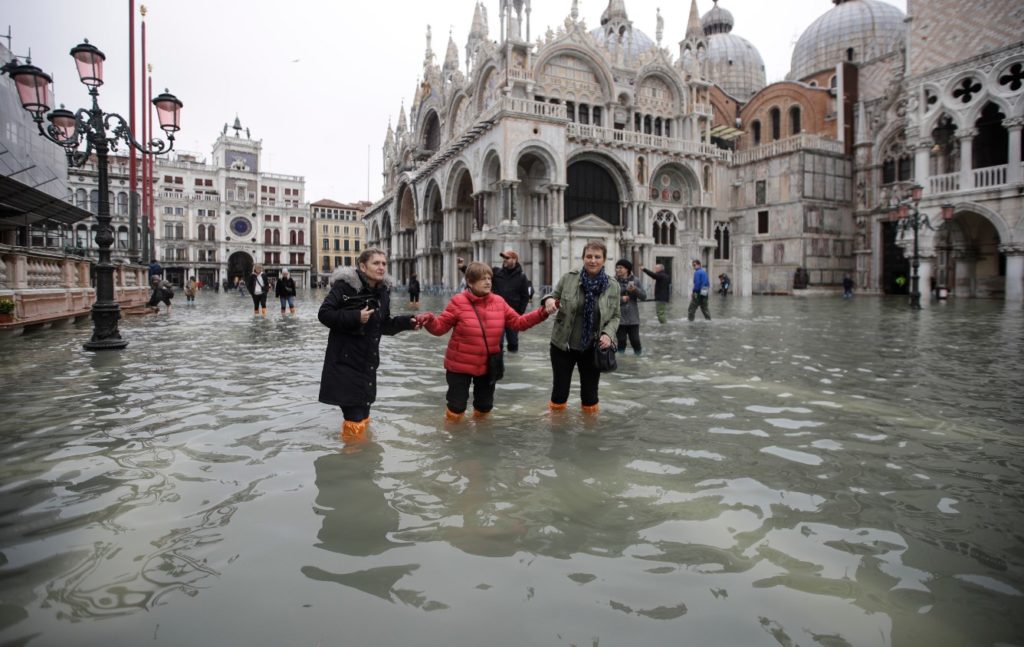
[
  {"x1": 341, "y1": 418, "x2": 368, "y2": 442},
  {"x1": 581, "y1": 403, "x2": 600, "y2": 414},
  {"x1": 445, "y1": 408, "x2": 464, "y2": 423},
  {"x1": 261, "y1": 307, "x2": 268, "y2": 317},
  {"x1": 290, "y1": 306, "x2": 296, "y2": 315},
  {"x1": 472, "y1": 409, "x2": 490, "y2": 419},
  {"x1": 548, "y1": 401, "x2": 568, "y2": 411}
]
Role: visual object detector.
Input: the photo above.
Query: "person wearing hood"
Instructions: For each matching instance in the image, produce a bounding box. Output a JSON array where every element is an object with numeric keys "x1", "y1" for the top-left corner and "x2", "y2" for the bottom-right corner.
[
  {"x1": 318, "y1": 248, "x2": 422, "y2": 442},
  {"x1": 415, "y1": 261, "x2": 549, "y2": 422},
  {"x1": 457, "y1": 248, "x2": 532, "y2": 353},
  {"x1": 276, "y1": 268, "x2": 297, "y2": 315},
  {"x1": 614, "y1": 259, "x2": 647, "y2": 355}
]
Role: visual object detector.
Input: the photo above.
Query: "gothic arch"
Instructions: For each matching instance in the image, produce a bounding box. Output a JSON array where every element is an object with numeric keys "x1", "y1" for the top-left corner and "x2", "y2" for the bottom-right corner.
[
  {"x1": 510, "y1": 141, "x2": 560, "y2": 183},
  {"x1": 422, "y1": 179, "x2": 444, "y2": 221},
  {"x1": 648, "y1": 160, "x2": 702, "y2": 197},
  {"x1": 635, "y1": 65, "x2": 687, "y2": 111},
  {"x1": 444, "y1": 159, "x2": 474, "y2": 207},
  {"x1": 482, "y1": 147, "x2": 503, "y2": 188},
  {"x1": 533, "y1": 44, "x2": 616, "y2": 103},
  {"x1": 946, "y1": 200, "x2": 1013, "y2": 241},
  {"x1": 397, "y1": 183, "x2": 416, "y2": 231},
  {"x1": 567, "y1": 150, "x2": 633, "y2": 202}
]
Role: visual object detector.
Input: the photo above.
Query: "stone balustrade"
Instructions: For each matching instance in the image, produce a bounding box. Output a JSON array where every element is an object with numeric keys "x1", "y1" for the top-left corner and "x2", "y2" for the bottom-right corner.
[
  {"x1": 730, "y1": 133, "x2": 845, "y2": 165},
  {"x1": 0, "y1": 245, "x2": 150, "y2": 335},
  {"x1": 567, "y1": 122, "x2": 724, "y2": 158}
]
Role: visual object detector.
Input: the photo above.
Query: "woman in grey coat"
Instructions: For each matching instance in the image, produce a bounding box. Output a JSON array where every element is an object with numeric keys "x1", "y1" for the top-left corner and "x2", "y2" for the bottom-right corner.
[{"x1": 614, "y1": 259, "x2": 646, "y2": 354}]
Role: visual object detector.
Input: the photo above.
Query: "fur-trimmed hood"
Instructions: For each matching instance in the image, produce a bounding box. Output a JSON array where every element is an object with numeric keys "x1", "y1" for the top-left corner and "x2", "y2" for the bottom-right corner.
[{"x1": 330, "y1": 266, "x2": 394, "y2": 291}]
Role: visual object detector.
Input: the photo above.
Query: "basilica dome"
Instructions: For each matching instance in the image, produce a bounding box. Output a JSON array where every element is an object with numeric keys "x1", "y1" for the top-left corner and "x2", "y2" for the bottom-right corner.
[
  {"x1": 788, "y1": 0, "x2": 906, "y2": 82},
  {"x1": 589, "y1": 24, "x2": 656, "y2": 60},
  {"x1": 702, "y1": 0, "x2": 766, "y2": 101}
]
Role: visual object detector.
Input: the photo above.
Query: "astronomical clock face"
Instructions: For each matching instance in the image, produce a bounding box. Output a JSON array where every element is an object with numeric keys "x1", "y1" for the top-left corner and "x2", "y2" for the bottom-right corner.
[{"x1": 230, "y1": 217, "x2": 252, "y2": 237}]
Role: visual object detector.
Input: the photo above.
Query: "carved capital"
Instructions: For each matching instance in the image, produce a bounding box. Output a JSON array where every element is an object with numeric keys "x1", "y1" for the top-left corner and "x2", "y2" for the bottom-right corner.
[{"x1": 998, "y1": 243, "x2": 1024, "y2": 256}]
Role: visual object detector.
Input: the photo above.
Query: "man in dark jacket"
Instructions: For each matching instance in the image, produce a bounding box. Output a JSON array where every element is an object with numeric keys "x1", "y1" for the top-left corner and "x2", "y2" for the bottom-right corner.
[
  {"x1": 276, "y1": 268, "x2": 297, "y2": 315},
  {"x1": 318, "y1": 248, "x2": 422, "y2": 442},
  {"x1": 640, "y1": 263, "x2": 671, "y2": 324},
  {"x1": 458, "y1": 248, "x2": 533, "y2": 352}
]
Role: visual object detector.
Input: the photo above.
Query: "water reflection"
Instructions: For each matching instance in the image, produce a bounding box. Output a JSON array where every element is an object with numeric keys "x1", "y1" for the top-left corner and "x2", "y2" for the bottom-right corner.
[{"x1": 0, "y1": 292, "x2": 1021, "y2": 645}]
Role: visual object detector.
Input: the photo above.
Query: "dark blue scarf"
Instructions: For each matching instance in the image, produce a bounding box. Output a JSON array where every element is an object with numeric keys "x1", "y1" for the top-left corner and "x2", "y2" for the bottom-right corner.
[{"x1": 578, "y1": 268, "x2": 609, "y2": 348}]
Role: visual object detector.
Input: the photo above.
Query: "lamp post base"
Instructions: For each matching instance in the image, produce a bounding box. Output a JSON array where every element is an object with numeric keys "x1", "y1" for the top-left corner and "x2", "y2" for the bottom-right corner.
[{"x1": 83, "y1": 303, "x2": 128, "y2": 351}]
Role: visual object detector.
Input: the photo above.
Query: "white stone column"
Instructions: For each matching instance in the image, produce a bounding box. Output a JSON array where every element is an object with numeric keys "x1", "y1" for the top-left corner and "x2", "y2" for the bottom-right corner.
[
  {"x1": 1006, "y1": 120, "x2": 1023, "y2": 185},
  {"x1": 959, "y1": 129, "x2": 976, "y2": 191},
  {"x1": 914, "y1": 141, "x2": 932, "y2": 193},
  {"x1": 530, "y1": 240, "x2": 543, "y2": 292},
  {"x1": 1000, "y1": 244, "x2": 1024, "y2": 302},
  {"x1": 917, "y1": 256, "x2": 935, "y2": 305},
  {"x1": 954, "y1": 253, "x2": 976, "y2": 298}
]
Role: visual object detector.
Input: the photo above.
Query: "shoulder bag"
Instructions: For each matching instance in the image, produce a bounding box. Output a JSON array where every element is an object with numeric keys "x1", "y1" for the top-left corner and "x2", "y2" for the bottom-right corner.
[
  {"x1": 469, "y1": 297, "x2": 504, "y2": 384},
  {"x1": 593, "y1": 343, "x2": 617, "y2": 373}
]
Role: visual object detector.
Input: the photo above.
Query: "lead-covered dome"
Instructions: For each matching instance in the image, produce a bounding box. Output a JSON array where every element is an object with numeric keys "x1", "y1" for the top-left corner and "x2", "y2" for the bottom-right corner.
[
  {"x1": 702, "y1": 0, "x2": 766, "y2": 101},
  {"x1": 788, "y1": 0, "x2": 906, "y2": 82}
]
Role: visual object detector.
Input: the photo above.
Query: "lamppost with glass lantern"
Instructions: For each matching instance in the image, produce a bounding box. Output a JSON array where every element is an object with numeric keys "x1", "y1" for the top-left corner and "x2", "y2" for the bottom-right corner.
[
  {"x1": 2, "y1": 40, "x2": 182, "y2": 350},
  {"x1": 888, "y1": 184, "x2": 955, "y2": 309}
]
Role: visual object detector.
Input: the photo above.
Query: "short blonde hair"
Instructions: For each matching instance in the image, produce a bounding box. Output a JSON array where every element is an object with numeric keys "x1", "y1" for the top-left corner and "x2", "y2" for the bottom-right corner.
[{"x1": 464, "y1": 261, "x2": 493, "y2": 283}]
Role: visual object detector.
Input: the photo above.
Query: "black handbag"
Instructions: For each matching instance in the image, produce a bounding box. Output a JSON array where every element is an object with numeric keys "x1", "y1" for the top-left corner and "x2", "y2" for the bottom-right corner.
[
  {"x1": 469, "y1": 298, "x2": 504, "y2": 384},
  {"x1": 593, "y1": 343, "x2": 617, "y2": 373}
]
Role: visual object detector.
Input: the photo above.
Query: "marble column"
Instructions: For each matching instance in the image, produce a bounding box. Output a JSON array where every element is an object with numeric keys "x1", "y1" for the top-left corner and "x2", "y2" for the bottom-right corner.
[
  {"x1": 954, "y1": 252, "x2": 977, "y2": 298},
  {"x1": 1000, "y1": 244, "x2": 1024, "y2": 302},
  {"x1": 1006, "y1": 120, "x2": 1023, "y2": 185},
  {"x1": 958, "y1": 129, "x2": 976, "y2": 192},
  {"x1": 914, "y1": 141, "x2": 932, "y2": 193}
]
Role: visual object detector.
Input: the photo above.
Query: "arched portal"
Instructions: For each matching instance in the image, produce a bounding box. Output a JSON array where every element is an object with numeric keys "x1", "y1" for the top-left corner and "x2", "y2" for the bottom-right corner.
[
  {"x1": 933, "y1": 209, "x2": 1004, "y2": 298},
  {"x1": 227, "y1": 251, "x2": 254, "y2": 286},
  {"x1": 565, "y1": 160, "x2": 621, "y2": 226}
]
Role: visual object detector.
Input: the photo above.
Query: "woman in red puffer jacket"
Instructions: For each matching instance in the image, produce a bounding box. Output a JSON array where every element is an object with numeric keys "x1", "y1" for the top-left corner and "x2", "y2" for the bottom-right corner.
[{"x1": 416, "y1": 261, "x2": 548, "y2": 422}]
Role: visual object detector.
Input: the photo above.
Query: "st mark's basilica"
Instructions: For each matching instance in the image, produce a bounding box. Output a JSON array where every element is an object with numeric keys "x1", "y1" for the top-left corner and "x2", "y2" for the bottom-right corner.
[{"x1": 363, "y1": 0, "x2": 1024, "y2": 300}]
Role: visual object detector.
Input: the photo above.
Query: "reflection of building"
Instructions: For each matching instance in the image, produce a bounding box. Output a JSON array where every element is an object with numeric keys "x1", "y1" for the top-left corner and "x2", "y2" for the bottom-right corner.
[
  {"x1": 364, "y1": 0, "x2": 1024, "y2": 301},
  {"x1": 66, "y1": 117, "x2": 310, "y2": 289},
  {"x1": 310, "y1": 199, "x2": 370, "y2": 286}
]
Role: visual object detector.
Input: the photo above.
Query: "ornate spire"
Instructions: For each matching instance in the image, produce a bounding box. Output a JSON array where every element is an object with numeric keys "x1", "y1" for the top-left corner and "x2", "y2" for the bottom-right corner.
[
  {"x1": 685, "y1": 0, "x2": 704, "y2": 41},
  {"x1": 571, "y1": 0, "x2": 579, "y2": 22},
  {"x1": 656, "y1": 7, "x2": 664, "y2": 45},
  {"x1": 444, "y1": 28, "x2": 459, "y2": 74},
  {"x1": 397, "y1": 102, "x2": 407, "y2": 133},
  {"x1": 466, "y1": 2, "x2": 488, "y2": 70},
  {"x1": 423, "y1": 25, "x2": 434, "y2": 69},
  {"x1": 600, "y1": 0, "x2": 630, "y2": 26},
  {"x1": 385, "y1": 120, "x2": 394, "y2": 147}
]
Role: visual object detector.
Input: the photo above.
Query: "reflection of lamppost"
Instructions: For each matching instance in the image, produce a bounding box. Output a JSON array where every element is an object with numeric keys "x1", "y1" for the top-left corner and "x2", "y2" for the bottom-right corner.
[
  {"x1": 2, "y1": 41, "x2": 181, "y2": 350},
  {"x1": 888, "y1": 184, "x2": 955, "y2": 309}
]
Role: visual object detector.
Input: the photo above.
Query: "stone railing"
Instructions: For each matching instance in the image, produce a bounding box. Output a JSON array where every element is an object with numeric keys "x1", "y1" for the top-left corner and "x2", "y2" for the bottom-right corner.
[
  {"x1": 567, "y1": 122, "x2": 724, "y2": 158},
  {"x1": 974, "y1": 164, "x2": 1007, "y2": 189},
  {"x1": 693, "y1": 102, "x2": 713, "y2": 117},
  {"x1": 929, "y1": 172, "x2": 960, "y2": 194},
  {"x1": 731, "y1": 133, "x2": 845, "y2": 165},
  {"x1": 0, "y1": 245, "x2": 150, "y2": 334}
]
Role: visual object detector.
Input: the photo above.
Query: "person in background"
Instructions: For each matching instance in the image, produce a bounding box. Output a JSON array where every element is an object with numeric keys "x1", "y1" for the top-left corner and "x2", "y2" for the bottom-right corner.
[
  {"x1": 415, "y1": 262, "x2": 549, "y2": 422},
  {"x1": 147, "y1": 275, "x2": 173, "y2": 314},
  {"x1": 842, "y1": 274, "x2": 855, "y2": 299},
  {"x1": 688, "y1": 259, "x2": 711, "y2": 322},
  {"x1": 614, "y1": 259, "x2": 646, "y2": 355},
  {"x1": 147, "y1": 259, "x2": 163, "y2": 281},
  {"x1": 184, "y1": 276, "x2": 198, "y2": 305},
  {"x1": 247, "y1": 264, "x2": 270, "y2": 316},
  {"x1": 458, "y1": 249, "x2": 533, "y2": 353},
  {"x1": 541, "y1": 240, "x2": 621, "y2": 414},
  {"x1": 718, "y1": 273, "x2": 731, "y2": 296},
  {"x1": 640, "y1": 263, "x2": 671, "y2": 324},
  {"x1": 408, "y1": 272, "x2": 421, "y2": 309},
  {"x1": 318, "y1": 248, "x2": 423, "y2": 442},
  {"x1": 276, "y1": 268, "x2": 298, "y2": 314}
]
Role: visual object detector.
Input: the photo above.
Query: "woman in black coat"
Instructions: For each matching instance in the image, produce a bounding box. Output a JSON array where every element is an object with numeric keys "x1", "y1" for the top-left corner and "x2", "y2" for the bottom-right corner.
[{"x1": 318, "y1": 248, "x2": 420, "y2": 441}]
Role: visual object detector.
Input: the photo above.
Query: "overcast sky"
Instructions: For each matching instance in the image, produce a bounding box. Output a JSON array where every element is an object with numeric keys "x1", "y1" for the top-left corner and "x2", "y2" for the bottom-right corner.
[{"x1": 6, "y1": 0, "x2": 904, "y2": 204}]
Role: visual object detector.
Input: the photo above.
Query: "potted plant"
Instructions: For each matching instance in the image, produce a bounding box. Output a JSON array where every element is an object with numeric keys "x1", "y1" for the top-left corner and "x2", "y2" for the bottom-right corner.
[{"x1": 0, "y1": 297, "x2": 14, "y2": 324}]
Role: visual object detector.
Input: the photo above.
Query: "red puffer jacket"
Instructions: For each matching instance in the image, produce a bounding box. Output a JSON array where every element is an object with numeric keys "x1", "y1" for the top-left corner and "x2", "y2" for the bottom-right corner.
[{"x1": 423, "y1": 290, "x2": 548, "y2": 376}]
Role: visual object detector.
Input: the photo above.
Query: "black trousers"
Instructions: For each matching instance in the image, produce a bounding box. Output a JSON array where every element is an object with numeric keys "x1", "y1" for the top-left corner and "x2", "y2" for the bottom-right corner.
[
  {"x1": 340, "y1": 405, "x2": 370, "y2": 422},
  {"x1": 251, "y1": 292, "x2": 268, "y2": 310},
  {"x1": 445, "y1": 370, "x2": 496, "y2": 414},
  {"x1": 616, "y1": 324, "x2": 641, "y2": 353},
  {"x1": 549, "y1": 344, "x2": 600, "y2": 407}
]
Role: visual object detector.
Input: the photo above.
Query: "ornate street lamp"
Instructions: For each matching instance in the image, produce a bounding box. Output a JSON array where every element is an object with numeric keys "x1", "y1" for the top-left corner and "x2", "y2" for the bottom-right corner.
[
  {"x1": 887, "y1": 185, "x2": 953, "y2": 309},
  {"x1": 2, "y1": 40, "x2": 182, "y2": 350}
]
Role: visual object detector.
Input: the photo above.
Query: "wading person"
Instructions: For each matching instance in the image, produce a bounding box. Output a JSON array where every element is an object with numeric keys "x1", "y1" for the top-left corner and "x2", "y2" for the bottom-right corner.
[
  {"x1": 458, "y1": 248, "x2": 532, "y2": 353},
  {"x1": 407, "y1": 272, "x2": 421, "y2": 308},
  {"x1": 416, "y1": 262, "x2": 548, "y2": 422},
  {"x1": 184, "y1": 276, "x2": 198, "y2": 304},
  {"x1": 541, "y1": 240, "x2": 620, "y2": 414},
  {"x1": 318, "y1": 248, "x2": 421, "y2": 441},
  {"x1": 687, "y1": 259, "x2": 711, "y2": 322},
  {"x1": 276, "y1": 268, "x2": 297, "y2": 315},
  {"x1": 640, "y1": 263, "x2": 671, "y2": 324},
  {"x1": 147, "y1": 275, "x2": 174, "y2": 314},
  {"x1": 614, "y1": 259, "x2": 646, "y2": 355},
  {"x1": 247, "y1": 264, "x2": 270, "y2": 316}
]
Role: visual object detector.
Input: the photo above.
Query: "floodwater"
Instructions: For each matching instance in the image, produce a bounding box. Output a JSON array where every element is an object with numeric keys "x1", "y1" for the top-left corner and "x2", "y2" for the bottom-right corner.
[{"x1": 0, "y1": 289, "x2": 1021, "y2": 646}]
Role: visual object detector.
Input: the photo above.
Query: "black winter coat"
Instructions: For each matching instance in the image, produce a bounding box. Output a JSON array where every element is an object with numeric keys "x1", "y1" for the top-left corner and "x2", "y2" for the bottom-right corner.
[
  {"x1": 642, "y1": 267, "x2": 672, "y2": 303},
  {"x1": 276, "y1": 276, "x2": 297, "y2": 297},
  {"x1": 318, "y1": 267, "x2": 414, "y2": 408},
  {"x1": 493, "y1": 264, "x2": 532, "y2": 314}
]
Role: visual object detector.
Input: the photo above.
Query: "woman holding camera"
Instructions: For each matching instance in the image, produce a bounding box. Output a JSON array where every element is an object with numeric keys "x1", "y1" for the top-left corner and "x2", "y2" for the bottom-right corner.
[
  {"x1": 540, "y1": 240, "x2": 621, "y2": 414},
  {"x1": 318, "y1": 248, "x2": 422, "y2": 441}
]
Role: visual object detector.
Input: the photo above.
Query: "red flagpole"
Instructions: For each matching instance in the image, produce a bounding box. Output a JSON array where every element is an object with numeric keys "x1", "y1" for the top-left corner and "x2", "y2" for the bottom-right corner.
[{"x1": 128, "y1": 0, "x2": 137, "y2": 259}]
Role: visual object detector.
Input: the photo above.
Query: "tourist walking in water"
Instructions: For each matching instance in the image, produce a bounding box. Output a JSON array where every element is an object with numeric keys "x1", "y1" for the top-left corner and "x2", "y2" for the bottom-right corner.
[
  {"x1": 541, "y1": 240, "x2": 621, "y2": 414},
  {"x1": 416, "y1": 261, "x2": 549, "y2": 422},
  {"x1": 276, "y1": 268, "x2": 297, "y2": 315},
  {"x1": 687, "y1": 259, "x2": 711, "y2": 322},
  {"x1": 407, "y1": 272, "x2": 421, "y2": 308},
  {"x1": 247, "y1": 264, "x2": 270, "y2": 316},
  {"x1": 842, "y1": 274, "x2": 855, "y2": 298},
  {"x1": 318, "y1": 249, "x2": 422, "y2": 442},
  {"x1": 184, "y1": 276, "x2": 198, "y2": 304},
  {"x1": 640, "y1": 262, "x2": 671, "y2": 324},
  {"x1": 614, "y1": 259, "x2": 646, "y2": 355},
  {"x1": 458, "y1": 248, "x2": 533, "y2": 353},
  {"x1": 147, "y1": 275, "x2": 174, "y2": 314}
]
